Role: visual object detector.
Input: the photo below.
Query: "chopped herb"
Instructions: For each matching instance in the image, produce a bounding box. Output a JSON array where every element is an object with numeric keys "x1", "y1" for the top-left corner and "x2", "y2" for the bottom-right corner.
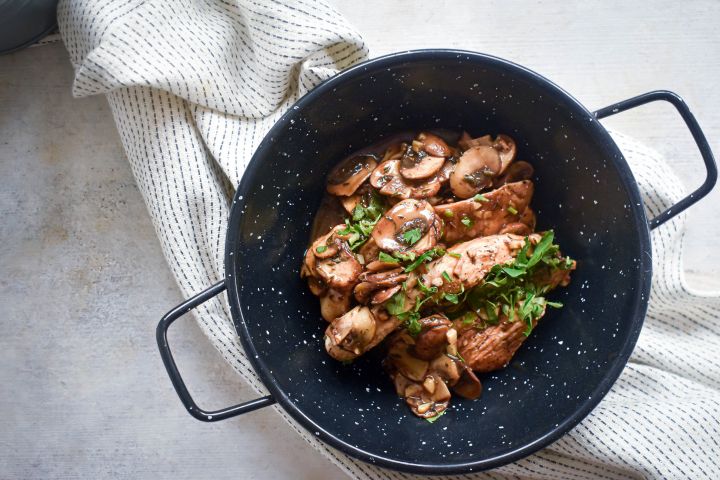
[
  {"x1": 394, "y1": 251, "x2": 416, "y2": 262},
  {"x1": 315, "y1": 245, "x2": 327, "y2": 254},
  {"x1": 442, "y1": 271, "x2": 452, "y2": 283},
  {"x1": 444, "y1": 292, "x2": 461, "y2": 304},
  {"x1": 385, "y1": 291, "x2": 409, "y2": 316},
  {"x1": 473, "y1": 193, "x2": 489, "y2": 203},
  {"x1": 417, "y1": 278, "x2": 438, "y2": 295},
  {"x1": 507, "y1": 205, "x2": 519, "y2": 215},
  {"x1": 404, "y1": 312, "x2": 422, "y2": 336},
  {"x1": 402, "y1": 228, "x2": 423, "y2": 246},
  {"x1": 338, "y1": 191, "x2": 387, "y2": 251},
  {"x1": 448, "y1": 252, "x2": 462, "y2": 259},
  {"x1": 425, "y1": 409, "x2": 447, "y2": 423},
  {"x1": 461, "y1": 312, "x2": 476, "y2": 325},
  {"x1": 460, "y1": 215, "x2": 473, "y2": 228},
  {"x1": 443, "y1": 209, "x2": 454, "y2": 218},
  {"x1": 378, "y1": 251, "x2": 399, "y2": 264},
  {"x1": 462, "y1": 231, "x2": 574, "y2": 335},
  {"x1": 403, "y1": 247, "x2": 444, "y2": 273}
]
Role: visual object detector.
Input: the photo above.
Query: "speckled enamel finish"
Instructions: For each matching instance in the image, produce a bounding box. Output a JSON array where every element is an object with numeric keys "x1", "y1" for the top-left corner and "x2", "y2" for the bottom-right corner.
[{"x1": 225, "y1": 50, "x2": 652, "y2": 474}]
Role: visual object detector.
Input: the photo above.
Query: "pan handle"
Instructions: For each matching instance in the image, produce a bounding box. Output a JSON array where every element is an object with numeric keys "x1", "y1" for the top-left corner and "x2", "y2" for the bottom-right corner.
[
  {"x1": 594, "y1": 90, "x2": 717, "y2": 230},
  {"x1": 156, "y1": 280, "x2": 275, "y2": 421}
]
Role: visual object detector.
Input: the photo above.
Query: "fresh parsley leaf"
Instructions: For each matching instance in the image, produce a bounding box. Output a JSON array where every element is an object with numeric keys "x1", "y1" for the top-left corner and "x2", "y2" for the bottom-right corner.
[
  {"x1": 444, "y1": 292, "x2": 461, "y2": 304},
  {"x1": 442, "y1": 271, "x2": 452, "y2": 283},
  {"x1": 385, "y1": 291, "x2": 408, "y2": 315},
  {"x1": 473, "y1": 193, "x2": 489, "y2": 203},
  {"x1": 417, "y1": 278, "x2": 438, "y2": 295},
  {"x1": 315, "y1": 245, "x2": 327, "y2": 254},
  {"x1": 403, "y1": 248, "x2": 443, "y2": 273},
  {"x1": 502, "y1": 267, "x2": 525, "y2": 278},
  {"x1": 404, "y1": 312, "x2": 422, "y2": 336},
  {"x1": 402, "y1": 228, "x2": 423, "y2": 246},
  {"x1": 378, "y1": 251, "x2": 399, "y2": 264},
  {"x1": 460, "y1": 215, "x2": 473, "y2": 228},
  {"x1": 443, "y1": 209, "x2": 454, "y2": 218},
  {"x1": 425, "y1": 409, "x2": 447, "y2": 423}
]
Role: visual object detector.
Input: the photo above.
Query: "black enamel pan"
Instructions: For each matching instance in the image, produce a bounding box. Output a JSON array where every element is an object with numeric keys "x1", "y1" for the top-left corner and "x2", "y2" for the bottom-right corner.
[{"x1": 156, "y1": 50, "x2": 717, "y2": 474}]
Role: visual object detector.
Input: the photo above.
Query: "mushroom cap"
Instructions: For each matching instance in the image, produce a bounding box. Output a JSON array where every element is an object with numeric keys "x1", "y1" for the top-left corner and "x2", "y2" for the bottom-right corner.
[
  {"x1": 327, "y1": 154, "x2": 378, "y2": 196},
  {"x1": 371, "y1": 199, "x2": 441, "y2": 254},
  {"x1": 400, "y1": 152, "x2": 445, "y2": 180},
  {"x1": 493, "y1": 134, "x2": 516, "y2": 171},
  {"x1": 319, "y1": 288, "x2": 351, "y2": 322},
  {"x1": 452, "y1": 365, "x2": 482, "y2": 399},
  {"x1": 370, "y1": 159, "x2": 412, "y2": 199},
  {"x1": 416, "y1": 132, "x2": 451, "y2": 157},
  {"x1": 325, "y1": 306, "x2": 377, "y2": 360},
  {"x1": 494, "y1": 160, "x2": 534, "y2": 187},
  {"x1": 449, "y1": 145, "x2": 503, "y2": 198},
  {"x1": 413, "y1": 315, "x2": 452, "y2": 360}
]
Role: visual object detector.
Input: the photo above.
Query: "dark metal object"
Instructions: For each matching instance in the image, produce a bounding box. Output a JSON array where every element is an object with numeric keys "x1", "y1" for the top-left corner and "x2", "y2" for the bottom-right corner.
[
  {"x1": 0, "y1": 0, "x2": 58, "y2": 55},
  {"x1": 157, "y1": 50, "x2": 716, "y2": 473},
  {"x1": 156, "y1": 280, "x2": 275, "y2": 421},
  {"x1": 594, "y1": 90, "x2": 717, "y2": 230}
]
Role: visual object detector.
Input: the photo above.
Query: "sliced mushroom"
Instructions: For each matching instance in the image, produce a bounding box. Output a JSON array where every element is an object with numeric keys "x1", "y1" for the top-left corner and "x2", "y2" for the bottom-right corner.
[
  {"x1": 494, "y1": 160, "x2": 534, "y2": 187},
  {"x1": 371, "y1": 199, "x2": 442, "y2": 254},
  {"x1": 415, "y1": 132, "x2": 451, "y2": 157},
  {"x1": 370, "y1": 159, "x2": 412, "y2": 199},
  {"x1": 371, "y1": 285, "x2": 402, "y2": 305},
  {"x1": 493, "y1": 134, "x2": 516, "y2": 171},
  {"x1": 327, "y1": 154, "x2": 378, "y2": 196},
  {"x1": 319, "y1": 288, "x2": 351, "y2": 321},
  {"x1": 413, "y1": 315, "x2": 452, "y2": 360},
  {"x1": 400, "y1": 133, "x2": 450, "y2": 180},
  {"x1": 458, "y1": 131, "x2": 493, "y2": 151},
  {"x1": 312, "y1": 227, "x2": 363, "y2": 290},
  {"x1": 325, "y1": 306, "x2": 377, "y2": 360},
  {"x1": 453, "y1": 365, "x2": 482, "y2": 399},
  {"x1": 449, "y1": 146, "x2": 503, "y2": 198},
  {"x1": 353, "y1": 268, "x2": 407, "y2": 304}
]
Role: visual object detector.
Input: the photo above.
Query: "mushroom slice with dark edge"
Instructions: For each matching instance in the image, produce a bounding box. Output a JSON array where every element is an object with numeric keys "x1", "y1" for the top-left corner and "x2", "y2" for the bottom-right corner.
[
  {"x1": 436, "y1": 180, "x2": 534, "y2": 243},
  {"x1": 370, "y1": 159, "x2": 412, "y2": 199},
  {"x1": 324, "y1": 306, "x2": 377, "y2": 361},
  {"x1": 371, "y1": 199, "x2": 442, "y2": 254},
  {"x1": 458, "y1": 132, "x2": 516, "y2": 172},
  {"x1": 449, "y1": 145, "x2": 503, "y2": 198},
  {"x1": 327, "y1": 154, "x2": 378, "y2": 196},
  {"x1": 353, "y1": 268, "x2": 408, "y2": 304},
  {"x1": 493, "y1": 160, "x2": 534, "y2": 187},
  {"x1": 400, "y1": 133, "x2": 451, "y2": 180},
  {"x1": 324, "y1": 305, "x2": 402, "y2": 361}
]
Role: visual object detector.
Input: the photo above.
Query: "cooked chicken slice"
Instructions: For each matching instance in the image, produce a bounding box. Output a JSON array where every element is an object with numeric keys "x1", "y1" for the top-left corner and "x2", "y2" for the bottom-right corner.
[
  {"x1": 324, "y1": 306, "x2": 402, "y2": 361},
  {"x1": 420, "y1": 233, "x2": 538, "y2": 292},
  {"x1": 456, "y1": 258, "x2": 576, "y2": 372},
  {"x1": 457, "y1": 313, "x2": 541, "y2": 372},
  {"x1": 435, "y1": 181, "x2": 534, "y2": 244}
]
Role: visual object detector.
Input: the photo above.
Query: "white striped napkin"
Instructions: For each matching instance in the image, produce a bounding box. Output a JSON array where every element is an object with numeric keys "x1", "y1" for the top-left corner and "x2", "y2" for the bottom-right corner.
[{"x1": 58, "y1": 1, "x2": 720, "y2": 478}]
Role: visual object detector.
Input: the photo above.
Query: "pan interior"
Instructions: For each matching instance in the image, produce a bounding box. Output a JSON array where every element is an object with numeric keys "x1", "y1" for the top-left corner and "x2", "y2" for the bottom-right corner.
[{"x1": 227, "y1": 51, "x2": 650, "y2": 472}]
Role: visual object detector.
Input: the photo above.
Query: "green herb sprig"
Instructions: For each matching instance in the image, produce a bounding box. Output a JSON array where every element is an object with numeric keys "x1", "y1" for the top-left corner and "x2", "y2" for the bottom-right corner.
[{"x1": 337, "y1": 191, "x2": 386, "y2": 251}]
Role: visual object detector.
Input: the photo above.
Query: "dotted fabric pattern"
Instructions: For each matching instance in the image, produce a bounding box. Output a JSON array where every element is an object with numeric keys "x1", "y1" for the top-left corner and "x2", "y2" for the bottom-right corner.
[{"x1": 58, "y1": 1, "x2": 720, "y2": 478}]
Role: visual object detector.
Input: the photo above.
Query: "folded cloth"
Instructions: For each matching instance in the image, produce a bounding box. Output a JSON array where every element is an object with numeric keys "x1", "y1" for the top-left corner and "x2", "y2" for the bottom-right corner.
[{"x1": 59, "y1": 1, "x2": 720, "y2": 478}]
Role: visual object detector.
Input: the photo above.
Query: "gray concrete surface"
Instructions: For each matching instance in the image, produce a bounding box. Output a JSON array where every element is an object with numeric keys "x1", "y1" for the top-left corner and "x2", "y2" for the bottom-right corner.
[{"x1": 1, "y1": 2, "x2": 719, "y2": 479}]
